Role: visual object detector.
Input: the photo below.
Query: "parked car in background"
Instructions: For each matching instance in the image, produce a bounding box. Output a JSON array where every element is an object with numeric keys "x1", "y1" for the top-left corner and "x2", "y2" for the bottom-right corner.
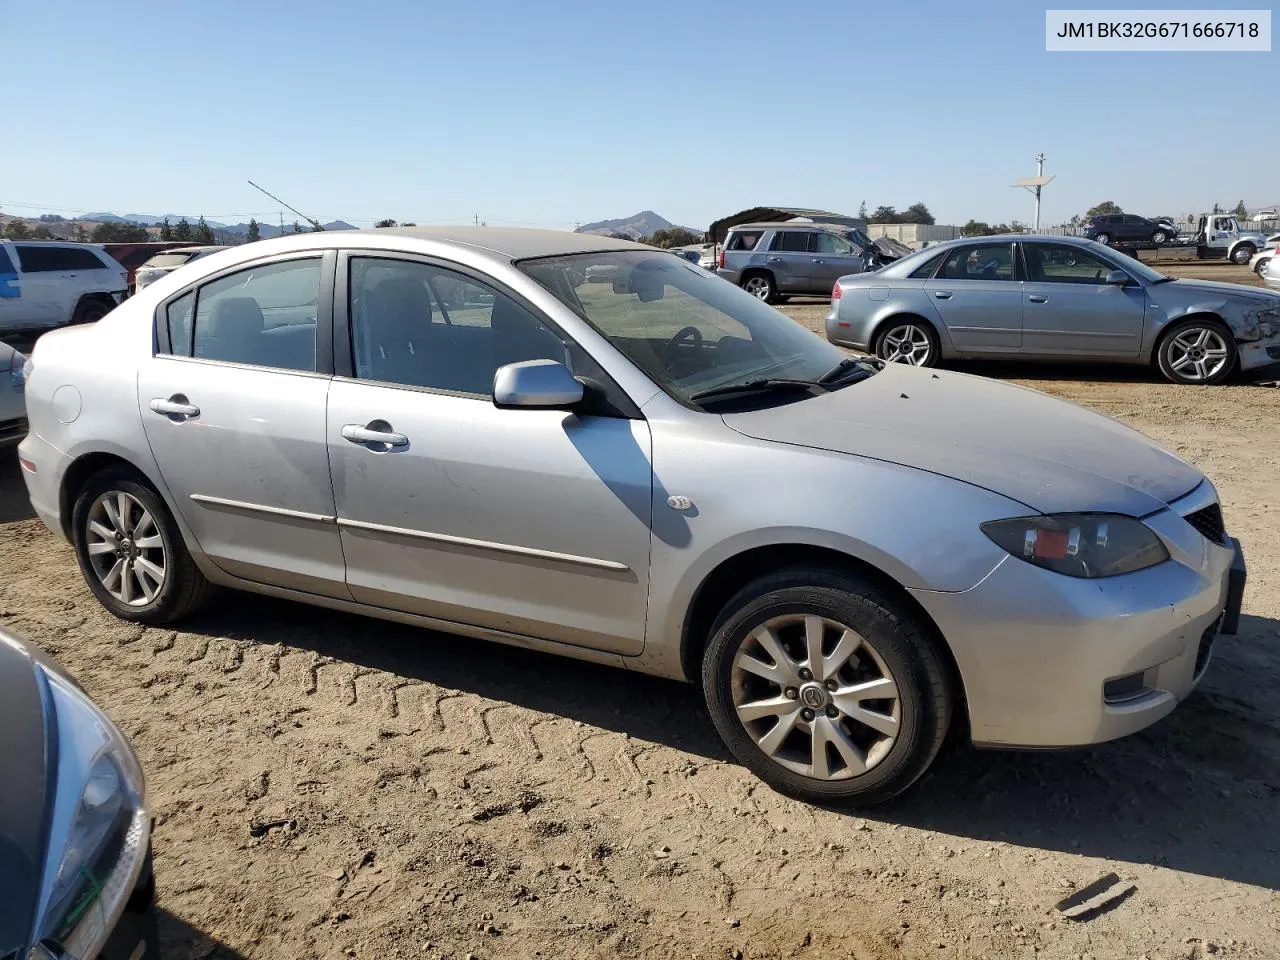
[
  {"x1": 826, "y1": 234, "x2": 1280, "y2": 385},
  {"x1": 0, "y1": 626, "x2": 158, "y2": 960},
  {"x1": 0, "y1": 340, "x2": 26, "y2": 445},
  {"x1": 133, "y1": 245, "x2": 229, "y2": 292},
  {"x1": 0, "y1": 241, "x2": 129, "y2": 333},
  {"x1": 1083, "y1": 213, "x2": 1177, "y2": 245},
  {"x1": 1246, "y1": 235, "x2": 1280, "y2": 276},
  {"x1": 1264, "y1": 256, "x2": 1280, "y2": 292},
  {"x1": 717, "y1": 223, "x2": 881, "y2": 302},
  {"x1": 17, "y1": 227, "x2": 1247, "y2": 804},
  {"x1": 100, "y1": 241, "x2": 203, "y2": 294}
]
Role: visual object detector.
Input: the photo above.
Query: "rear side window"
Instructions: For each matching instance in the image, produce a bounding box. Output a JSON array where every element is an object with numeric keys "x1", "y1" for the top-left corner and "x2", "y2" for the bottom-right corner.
[
  {"x1": 727, "y1": 231, "x2": 762, "y2": 251},
  {"x1": 770, "y1": 231, "x2": 811, "y2": 252},
  {"x1": 167, "y1": 258, "x2": 321, "y2": 371},
  {"x1": 14, "y1": 245, "x2": 109, "y2": 272},
  {"x1": 143, "y1": 252, "x2": 197, "y2": 269},
  {"x1": 936, "y1": 244, "x2": 1015, "y2": 281},
  {"x1": 908, "y1": 250, "x2": 947, "y2": 279}
]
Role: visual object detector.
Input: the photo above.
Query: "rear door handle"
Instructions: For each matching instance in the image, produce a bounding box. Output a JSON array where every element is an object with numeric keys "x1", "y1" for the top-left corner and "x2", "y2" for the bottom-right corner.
[
  {"x1": 342, "y1": 423, "x2": 409, "y2": 447},
  {"x1": 933, "y1": 291, "x2": 953, "y2": 300},
  {"x1": 149, "y1": 397, "x2": 200, "y2": 419},
  {"x1": 1028, "y1": 295, "x2": 1048, "y2": 303}
]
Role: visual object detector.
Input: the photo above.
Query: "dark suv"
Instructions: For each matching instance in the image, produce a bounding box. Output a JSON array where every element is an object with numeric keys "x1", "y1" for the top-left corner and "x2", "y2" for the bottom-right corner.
[{"x1": 1082, "y1": 214, "x2": 1177, "y2": 245}]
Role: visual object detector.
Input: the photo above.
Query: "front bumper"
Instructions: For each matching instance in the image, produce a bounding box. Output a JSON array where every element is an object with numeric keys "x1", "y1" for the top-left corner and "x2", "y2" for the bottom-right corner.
[
  {"x1": 1237, "y1": 331, "x2": 1280, "y2": 372},
  {"x1": 911, "y1": 510, "x2": 1243, "y2": 748}
]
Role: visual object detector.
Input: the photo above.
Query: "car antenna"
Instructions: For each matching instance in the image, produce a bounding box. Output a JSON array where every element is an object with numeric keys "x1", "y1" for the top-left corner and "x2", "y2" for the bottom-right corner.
[{"x1": 246, "y1": 179, "x2": 325, "y2": 232}]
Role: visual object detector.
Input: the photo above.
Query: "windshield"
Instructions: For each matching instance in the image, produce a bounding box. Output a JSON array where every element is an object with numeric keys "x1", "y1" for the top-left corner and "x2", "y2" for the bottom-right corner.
[
  {"x1": 518, "y1": 250, "x2": 857, "y2": 406},
  {"x1": 141, "y1": 252, "x2": 197, "y2": 268},
  {"x1": 1090, "y1": 242, "x2": 1171, "y2": 283}
]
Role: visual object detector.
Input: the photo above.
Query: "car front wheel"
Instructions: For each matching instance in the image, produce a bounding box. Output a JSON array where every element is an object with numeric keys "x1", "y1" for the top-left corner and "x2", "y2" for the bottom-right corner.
[
  {"x1": 1256, "y1": 257, "x2": 1272, "y2": 276},
  {"x1": 1094, "y1": 232, "x2": 1111, "y2": 245},
  {"x1": 1152, "y1": 230, "x2": 1168, "y2": 243},
  {"x1": 71, "y1": 467, "x2": 213, "y2": 623},
  {"x1": 1156, "y1": 319, "x2": 1236, "y2": 385},
  {"x1": 702, "y1": 567, "x2": 952, "y2": 805},
  {"x1": 1232, "y1": 244, "x2": 1255, "y2": 265}
]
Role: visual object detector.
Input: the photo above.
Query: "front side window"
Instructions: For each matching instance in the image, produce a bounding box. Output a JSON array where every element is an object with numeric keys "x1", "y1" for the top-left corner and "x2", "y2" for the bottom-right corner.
[
  {"x1": 1024, "y1": 244, "x2": 1120, "y2": 285},
  {"x1": 519, "y1": 251, "x2": 856, "y2": 407},
  {"x1": 814, "y1": 233, "x2": 854, "y2": 255},
  {"x1": 190, "y1": 258, "x2": 320, "y2": 371},
  {"x1": 349, "y1": 257, "x2": 566, "y2": 395},
  {"x1": 936, "y1": 244, "x2": 1015, "y2": 281},
  {"x1": 14, "y1": 246, "x2": 108, "y2": 272}
]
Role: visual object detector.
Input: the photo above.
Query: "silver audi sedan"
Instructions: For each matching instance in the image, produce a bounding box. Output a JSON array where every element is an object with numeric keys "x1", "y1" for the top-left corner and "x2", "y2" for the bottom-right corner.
[
  {"x1": 17, "y1": 228, "x2": 1246, "y2": 804},
  {"x1": 827, "y1": 234, "x2": 1280, "y2": 384}
]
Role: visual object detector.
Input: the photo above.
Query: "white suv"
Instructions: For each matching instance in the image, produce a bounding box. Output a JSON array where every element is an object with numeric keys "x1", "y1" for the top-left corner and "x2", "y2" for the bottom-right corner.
[{"x1": 0, "y1": 241, "x2": 129, "y2": 334}]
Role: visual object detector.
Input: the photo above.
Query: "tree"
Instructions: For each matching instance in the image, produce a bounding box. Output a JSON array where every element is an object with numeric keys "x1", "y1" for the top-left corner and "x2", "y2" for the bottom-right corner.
[
  {"x1": 90, "y1": 221, "x2": 148, "y2": 242},
  {"x1": 401, "y1": 222, "x2": 417, "y2": 227},
  {"x1": 1211, "y1": 202, "x2": 1222, "y2": 215},
  {"x1": 174, "y1": 218, "x2": 193, "y2": 241},
  {"x1": 1067, "y1": 214, "x2": 1082, "y2": 228},
  {"x1": 869, "y1": 205, "x2": 899, "y2": 223},
  {"x1": 194, "y1": 217, "x2": 215, "y2": 245},
  {"x1": 38, "y1": 214, "x2": 65, "y2": 223},
  {"x1": 1086, "y1": 201, "x2": 1123, "y2": 217},
  {"x1": 857, "y1": 200, "x2": 868, "y2": 219},
  {"x1": 374, "y1": 218, "x2": 398, "y2": 228},
  {"x1": 902, "y1": 202, "x2": 935, "y2": 225},
  {"x1": 246, "y1": 218, "x2": 261, "y2": 242},
  {"x1": 4, "y1": 220, "x2": 30, "y2": 239},
  {"x1": 961, "y1": 219, "x2": 992, "y2": 236},
  {"x1": 648, "y1": 226, "x2": 701, "y2": 249},
  {"x1": 1233, "y1": 200, "x2": 1248, "y2": 218},
  {"x1": 30, "y1": 226, "x2": 54, "y2": 240},
  {"x1": 159, "y1": 218, "x2": 173, "y2": 241},
  {"x1": 291, "y1": 220, "x2": 303, "y2": 234},
  {"x1": 608, "y1": 232, "x2": 632, "y2": 241}
]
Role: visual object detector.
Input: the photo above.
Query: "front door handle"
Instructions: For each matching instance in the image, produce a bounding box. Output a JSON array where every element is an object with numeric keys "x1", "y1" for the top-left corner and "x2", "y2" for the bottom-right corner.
[
  {"x1": 342, "y1": 423, "x2": 409, "y2": 447},
  {"x1": 766, "y1": 256, "x2": 783, "y2": 264},
  {"x1": 1028, "y1": 295, "x2": 1048, "y2": 303},
  {"x1": 150, "y1": 396, "x2": 200, "y2": 419},
  {"x1": 933, "y1": 291, "x2": 953, "y2": 300}
]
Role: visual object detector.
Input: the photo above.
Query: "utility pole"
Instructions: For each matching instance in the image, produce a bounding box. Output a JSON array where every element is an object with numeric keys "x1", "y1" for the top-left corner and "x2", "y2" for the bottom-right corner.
[
  {"x1": 474, "y1": 213, "x2": 479, "y2": 227},
  {"x1": 1011, "y1": 153, "x2": 1055, "y2": 232}
]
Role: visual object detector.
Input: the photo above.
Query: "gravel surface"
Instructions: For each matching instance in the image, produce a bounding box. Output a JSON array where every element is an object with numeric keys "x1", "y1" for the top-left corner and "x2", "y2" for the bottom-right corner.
[{"x1": 2, "y1": 264, "x2": 1278, "y2": 959}]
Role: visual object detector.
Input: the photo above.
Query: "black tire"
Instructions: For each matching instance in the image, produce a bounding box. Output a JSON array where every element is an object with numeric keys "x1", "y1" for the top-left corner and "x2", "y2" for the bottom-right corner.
[
  {"x1": 1231, "y1": 244, "x2": 1255, "y2": 265},
  {"x1": 873, "y1": 318, "x2": 940, "y2": 368},
  {"x1": 740, "y1": 271, "x2": 778, "y2": 304},
  {"x1": 71, "y1": 298, "x2": 111, "y2": 325},
  {"x1": 1094, "y1": 232, "x2": 1111, "y2": 245},
  {"x1": 702, "y1": 566, "x2": 952, "y2": 806},
  {"x1": 1155, "y1": 318, "x2": 1236, "y2": 386},
  {"x1": 71, "y1": 466, "x2": 213, "y2": 623}
]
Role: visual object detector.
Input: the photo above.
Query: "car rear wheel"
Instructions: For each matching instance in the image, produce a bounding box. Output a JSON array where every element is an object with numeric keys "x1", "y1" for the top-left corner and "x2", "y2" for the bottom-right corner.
[
  {"x1": 1231, "y1": 244, "x2": 1255, "y2": 265},
  {"x1": 1156, "y1": 319, "x2": 1235, "y2": 385},
  {"x1": 71, "y1": 298, "x2": 110, "y2": 325},
  {"x1": 741, "y1": 271, "x2": 776, "y2": 303},
  {"x1": 874, "y1": 320, "x2": 939, "y2": 367},
  {"x1": 1152, "y1": 230, "x2": 1168, "y2": 243},
  {"x1": 71, "y1": 467, "x2": 213, "y2": 623},
  {"x1": 1255, "y1": 256, "x2": 1272, "y2": 276},
  {"x1": 1094, "y1": 232, "x2": 1111, "y2": 245},
  {"x1": 702, "y1": 567, "x2": 952, "y2": 805}
]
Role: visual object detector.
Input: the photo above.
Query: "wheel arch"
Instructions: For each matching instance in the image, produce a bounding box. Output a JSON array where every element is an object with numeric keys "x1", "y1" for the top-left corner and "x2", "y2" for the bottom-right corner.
[
  {"x1": 72, "y1": 292, "x2": 118, "y2": 321},
  {"x1": 58, "y1": 451, "x2": 153, "y2": 540},
  {"x1": 1150, "y1": 310, "x2": 1232, "y2": 365},
  {"x1": 678, "y1": 543, "x2": 969, "y2": 733}
]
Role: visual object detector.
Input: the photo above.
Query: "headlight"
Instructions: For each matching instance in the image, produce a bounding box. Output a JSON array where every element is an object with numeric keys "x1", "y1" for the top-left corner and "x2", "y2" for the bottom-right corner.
[
  {"x1": 981, "y1": 514, "x2": 1169, "y2": 578},
  {"x1": 29, "y1": 671, "x2": 148, "y2": 960}
]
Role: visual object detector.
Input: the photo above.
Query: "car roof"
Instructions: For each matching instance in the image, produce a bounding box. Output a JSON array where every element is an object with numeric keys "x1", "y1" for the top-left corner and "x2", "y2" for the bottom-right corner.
[{"x1": 370, "y1": 226, "x2": 649, "y2": 259}]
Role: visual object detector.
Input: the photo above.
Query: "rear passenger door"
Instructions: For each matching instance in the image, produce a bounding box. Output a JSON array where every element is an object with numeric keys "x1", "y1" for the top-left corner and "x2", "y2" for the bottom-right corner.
[
  {"x1": 137, "y1": 251, "x2": 349, "y2": 598},
  {"x1": 924, "y1": 242, "x2": 1022, "y2": 353},
  {"x1": 764, "y1": 231, "x2": 813, "y2": 292}
]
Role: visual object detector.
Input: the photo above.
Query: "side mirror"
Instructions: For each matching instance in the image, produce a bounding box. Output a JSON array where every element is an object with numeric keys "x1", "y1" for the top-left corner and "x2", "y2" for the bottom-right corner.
[
  {"x1": 1104, "y1": 270, "x2": 1130, "y2": 285},
  {"x1": 493, "y1": 359, "x2": 584, "y2": 410}
]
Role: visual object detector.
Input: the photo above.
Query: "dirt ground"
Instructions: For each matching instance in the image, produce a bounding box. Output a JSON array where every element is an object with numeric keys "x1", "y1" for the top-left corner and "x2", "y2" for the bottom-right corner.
[{"x1": 2, "y1": 261, "x2": 1279, "y2": 960}]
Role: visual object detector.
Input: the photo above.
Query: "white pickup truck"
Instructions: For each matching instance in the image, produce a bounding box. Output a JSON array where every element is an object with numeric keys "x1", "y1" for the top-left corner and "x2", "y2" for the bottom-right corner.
[{"x1": 0, "y1": 240, "x2": 129, "y2": 334}]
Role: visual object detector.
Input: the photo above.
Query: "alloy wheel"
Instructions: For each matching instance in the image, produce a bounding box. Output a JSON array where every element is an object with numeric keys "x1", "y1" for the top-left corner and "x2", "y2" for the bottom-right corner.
[
  {"x1": 743, "y1": 276, "x2": 771, "y2": 300},
  {"x1": 878, "y1": 324, "x2": 933, "y2": 365},
  {"x1": 85, "y1": 491, "x2": 167, "y2": 606},
  {"x1": 730, "y1": 614, "x2": 901, "y2": 781},
  {"x1": 1167, "y1": 327, "x2": 1230, "y2": 382}
]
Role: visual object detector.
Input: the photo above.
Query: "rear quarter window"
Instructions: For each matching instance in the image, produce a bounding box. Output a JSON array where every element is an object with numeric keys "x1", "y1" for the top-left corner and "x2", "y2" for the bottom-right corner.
[
  {"x1": 908, "y1": 251, "x2": 947, "y2": 278},
  {"x1": 728, "y1": 232, "x2": 762, "y2": 251}
]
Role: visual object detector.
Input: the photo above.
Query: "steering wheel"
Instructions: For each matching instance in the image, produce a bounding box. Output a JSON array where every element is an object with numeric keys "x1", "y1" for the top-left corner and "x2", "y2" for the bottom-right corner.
[{"x1": 660, "y1": 325, "x2": 704, "y2": 370}]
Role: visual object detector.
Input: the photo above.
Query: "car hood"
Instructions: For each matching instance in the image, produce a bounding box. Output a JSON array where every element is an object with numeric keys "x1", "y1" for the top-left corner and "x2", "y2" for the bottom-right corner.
[
  {"x1": 721, "y1": 365, "x2": 1203, "y2": 516},
  {"x1": 0, "y1": 631, "x2": 50, "y2": 959},
  {"x1": 1162, "y1": 277, "x2": 1280, "y2": 304}
]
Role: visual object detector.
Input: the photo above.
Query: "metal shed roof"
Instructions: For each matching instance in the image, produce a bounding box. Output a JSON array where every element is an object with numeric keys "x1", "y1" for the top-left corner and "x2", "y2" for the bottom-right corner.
[{"x1": 707, "y1": 207, "x2": 866, "y2": 243}]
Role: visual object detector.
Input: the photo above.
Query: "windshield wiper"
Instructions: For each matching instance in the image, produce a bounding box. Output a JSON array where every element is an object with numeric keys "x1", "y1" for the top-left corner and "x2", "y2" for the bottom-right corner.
[
  {"x1": 689, "y1": 378, "x2": 820, "y2": 403},
  {"x1": 816, "y1": 357, "x2": 877, "y2": 384}
]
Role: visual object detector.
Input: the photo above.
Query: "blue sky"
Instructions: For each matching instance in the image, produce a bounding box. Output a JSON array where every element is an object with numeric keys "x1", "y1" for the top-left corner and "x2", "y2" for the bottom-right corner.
[{"x1": 4, "y1": 1, "x2": 1275, "y2": 230}]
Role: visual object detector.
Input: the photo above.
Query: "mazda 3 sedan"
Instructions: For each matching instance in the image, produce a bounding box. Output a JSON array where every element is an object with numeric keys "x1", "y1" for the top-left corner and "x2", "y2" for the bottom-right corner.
[
  {"x1": 827, "y1": 235, "x2": 1280, "y2": 384},
  {"x1": 17, "y1": 228, "x2": 1246, "y2": 804}
]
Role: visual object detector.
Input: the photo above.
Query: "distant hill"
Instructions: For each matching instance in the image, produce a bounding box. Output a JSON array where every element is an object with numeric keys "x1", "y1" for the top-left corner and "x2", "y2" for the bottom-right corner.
[
  {"x1": 575, "y1": 211, "x2": 697, "y2": 240},
  {"x1": 85, "y1": 212, "x2": 229, "y2": 228}
]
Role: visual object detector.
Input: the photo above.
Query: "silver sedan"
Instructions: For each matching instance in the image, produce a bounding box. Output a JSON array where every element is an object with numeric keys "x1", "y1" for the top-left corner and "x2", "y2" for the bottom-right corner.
[
  {"x1": 1, "y1": 339, "x2": 27, "y2": 445},
  {"x1": 17, "y1": 228, "x2": 1246, "y2": 804},
  {"x1": 827, "y1": 235, "x2": 1280, "y2": 384}
]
